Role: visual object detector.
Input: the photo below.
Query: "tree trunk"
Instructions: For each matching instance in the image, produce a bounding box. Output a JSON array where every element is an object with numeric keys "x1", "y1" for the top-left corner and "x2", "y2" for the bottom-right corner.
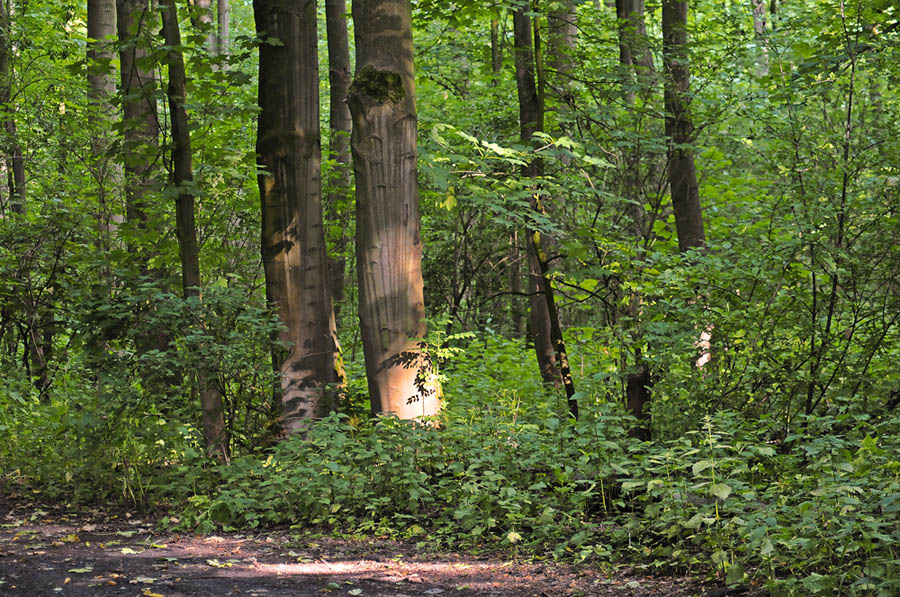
[
  {"x1": 255, "y1": 0, "x2": 340, "y2": 434},
  {"x1": 514, "y1": 9, "x2": 556, "y2": 384},
  {"x1": 490, "y1": 13, "x2": 502, "y2": 86},
  {"x1": 663, "y1": 0, "x2": 710, "y2": 375},
  {"x1": 216, "y1": 0, "x2": 229, "y2": 56},
  {"x1": 0, "y1": 1, "x2": 24, "y2": 216},
  {"x1": 348, "y1": 0, "x2": 438, "y2": 419},
  {"x1": 116, "y1": 0, "x2": 159, "y2": 233},
  {"x1": 192, "y1": 0, "x2": 216, "y2": 53},
  {"x1": 324, "y1": 0, "x2": 352, "y2": 322},
  {"x1": 751, "y1": 0, "x2": 769, "y2": 75},
  {"x1": 662, "y1": 0, "x2": 705, "y2": 252},
  {"x1": 514, "y1": 8, "x2": 577, "y2": 418},
  {"x1": 88, "y1": 0, "x2": 123, "y2": 249},
  {"x1": 161, "y1": 0, "x2": 229, "y2": 459},
  {"x1": 547, "y1": 0, "x2": 576, "y2": 97}
]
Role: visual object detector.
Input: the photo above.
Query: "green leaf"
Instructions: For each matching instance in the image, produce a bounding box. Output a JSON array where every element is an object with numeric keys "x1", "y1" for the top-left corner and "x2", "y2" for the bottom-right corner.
[
  {"x1": 692, "y1": 460, "x2": 714, "y2": 476},
  {"x1": 801, "y1": 573, "x2": 833, "y2": 593},
  {"x1": 710, "y1": 483, "x2": 732, "y2": 501}
]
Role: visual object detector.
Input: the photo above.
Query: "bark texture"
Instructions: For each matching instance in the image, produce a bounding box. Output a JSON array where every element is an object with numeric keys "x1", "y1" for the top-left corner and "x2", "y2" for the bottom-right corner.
[
  {"x1": 514, "y1": 8, "x2": 577, "y2": 418},
  {"x1": 193, "y1": 0, "x2": 216, "y2": 52},
  {"x1": 547, "y1": 0, "x2": 576, "y2": 95},
  {"x1": 490, "y1": 14, "x2": 502, "y2": 86},
  {"x1": 117, "y1": 0, "x2": 158, "y2": 230},
  {"x1": 662, "y1": 0, "x2": 705, "y2": 252},
  {"x1": 255, "y1": 0, "x2": 340, "y2": 434},
  {"x1": 324, "y1": 0, "x2": 352, "y2": 320},
  {"x1": 348, "y1": 0, "x2": 437, "y2": 419},
  {"x1": 87, "y1": 0, "x2": 122, "y2": 247},
  {"x1": 513, "y1": 9, "x2": 556, "y2": 385},
  {"x1": 161, "y1": 0, "x2": 229, "y2": 458},
  {"x1": 217, "y1": 0, "x2": 229, "y2": 55},
  {"x1": 0, "y1": 1, "x2": 24, "y2": 216}
]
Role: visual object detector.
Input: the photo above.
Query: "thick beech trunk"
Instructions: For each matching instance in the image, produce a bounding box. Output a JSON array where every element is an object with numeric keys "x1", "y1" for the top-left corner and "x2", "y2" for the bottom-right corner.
[
  {"x1": 348, "y1": 0, "x2": 437, "y2": 419},
  {"x1": 255, "y1": 0, "x2": 340, "y2": 434},
  {"x1": 514, "y1": 8, "x2": 577, "y2": 418},
  {"x1": 662, "y1": 0, "x2": 705, "y2": 252},
  {"x1": 161, "y1": 0, "x2": 229, "y2": 459},
  {"x1": 324, "y1": 0, "x2": 352, "y2": 321}
]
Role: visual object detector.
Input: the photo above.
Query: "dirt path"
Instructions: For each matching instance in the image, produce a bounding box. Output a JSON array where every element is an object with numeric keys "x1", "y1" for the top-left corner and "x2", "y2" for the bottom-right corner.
[{"x1": 0, "y1": 497, "x2": 723, "y2": 596}]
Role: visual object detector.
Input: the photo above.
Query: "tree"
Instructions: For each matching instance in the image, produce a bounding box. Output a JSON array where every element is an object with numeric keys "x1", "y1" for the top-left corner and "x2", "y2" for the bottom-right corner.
[
  {"x1": 87, "y1": 0, "x2": 122, "y2": 249},
  {"x1": 348, "y1": 0, "x2": 438, "y2": 418},
  {"x1": 0, "y1": 0, "x2": 24, "y2": 216},
  {"x1": 513, "y1": 7, "x2": 577, "y2": 419},
  {"x1": 161, "y1": 0, "x2": 229, "y2": 458},
  {"x1": 324, "y1": 0, "x2": 352, "y2": 321},
  {"x1": 662, "y1": 0, "x2": 705, "y2": 252},
  {"x1": 255, "y1": 0, "x2": 341, "y2": 434},
  {"x1": 116, "y1": 0, "x2": 159, "y2": 249}
]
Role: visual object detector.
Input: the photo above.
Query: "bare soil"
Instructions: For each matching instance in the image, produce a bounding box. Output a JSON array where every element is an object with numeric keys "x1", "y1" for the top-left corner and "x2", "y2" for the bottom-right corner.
[{"x1": 0, "y1": 495, "x2": 742, "y2": 596}]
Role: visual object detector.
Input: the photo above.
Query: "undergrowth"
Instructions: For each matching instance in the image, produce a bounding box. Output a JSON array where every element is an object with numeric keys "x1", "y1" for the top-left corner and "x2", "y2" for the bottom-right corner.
[{"x1": 2, "y1": 336, "x2": 899, "y2": 596}]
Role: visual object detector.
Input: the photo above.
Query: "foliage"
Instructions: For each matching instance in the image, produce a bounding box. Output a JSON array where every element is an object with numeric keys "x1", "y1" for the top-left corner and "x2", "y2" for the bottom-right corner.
[{"x1": 1, "y1": 0, "x2": 899, "y2": 594}]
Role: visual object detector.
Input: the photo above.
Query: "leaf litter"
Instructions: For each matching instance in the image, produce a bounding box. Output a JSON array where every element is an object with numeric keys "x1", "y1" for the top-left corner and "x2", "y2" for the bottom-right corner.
[{"x1": 0, "y1": 495, "x2": 748, "y2": 596}]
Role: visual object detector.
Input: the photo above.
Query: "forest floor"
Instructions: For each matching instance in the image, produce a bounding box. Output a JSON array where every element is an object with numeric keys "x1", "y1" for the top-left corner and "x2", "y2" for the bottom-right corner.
[{"x1": 0, "y1": 494, "x2": 748, "y2": 597}]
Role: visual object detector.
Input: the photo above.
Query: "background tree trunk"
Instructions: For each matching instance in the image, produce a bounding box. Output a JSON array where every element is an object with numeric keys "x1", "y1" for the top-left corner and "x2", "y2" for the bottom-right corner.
[
  {"x1": 161, "y1": 0, "x2": 229, "y2": 459},
  {"x1": 324, "y1": 0, "x2": 352, "y2": 323},
  {"x1": 116, "y1": 0, "x2": 159, "y2": 235},
  {"x1": 348, "y1": 0, "x2": 438, "y2": 419},
  {"x1": 513, "y1": 8, "x2": 557, "y2": 386},
  {"x1": 514, "y1": 8, "x2": 577, "y2": 418},
  {"x1": 87, "y1": 0, "x2": 122, "y2": 249},
  {"x1": 255, "y1": 0, "x2": 340, "y2": 435},
  {"x1": 662, "y1": 0, "x2": 705, "y2": 252},
  {"x1": 216, "y1": 0, "x2": 229, "y2": 56},
  {"x1": 0, "y1": 1, "x2": 24, "y2": 216}
]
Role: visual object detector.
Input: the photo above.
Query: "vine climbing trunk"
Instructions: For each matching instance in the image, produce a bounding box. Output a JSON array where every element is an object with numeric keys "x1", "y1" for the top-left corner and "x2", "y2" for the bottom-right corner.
[
  {"x1": 255, "y1": 0, "x2": 341, "y2": 435},
  {"x1": 161, "y1": 0, "x2": 229, "y2": 459},
  {"x1": 348, "y1": 0, "x2": 438, "y2": 419}
]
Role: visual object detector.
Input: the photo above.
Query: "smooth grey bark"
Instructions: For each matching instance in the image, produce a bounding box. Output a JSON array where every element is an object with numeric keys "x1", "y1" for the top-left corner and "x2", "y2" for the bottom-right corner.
[
  {"x1": 255, "y1": 0, "x2": 340, "y2": 435},
  {"x1": 662, "y1": 0, "x2": 706, "y2": 252},
  {"x1": 161, "y1": 0, "x2": 229, "y2": 459},
  {"x1": 216, "y1": 0, "x2": 229, "y2": 55},
  {"x1": 348, "y1": 0, "x2": 438, "y2": 419},
  {"x1": 324, "y1": 0, "x2": 352, "y2": 321},
  {"x1": 192, "y1": 0, "x2": 216, "y2": 52}
]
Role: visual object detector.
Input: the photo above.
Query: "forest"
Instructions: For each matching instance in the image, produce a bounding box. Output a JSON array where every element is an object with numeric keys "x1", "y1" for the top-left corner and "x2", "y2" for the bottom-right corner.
[{"x1": 1, "y1": 0, "x2": 898, "y2": 594}]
